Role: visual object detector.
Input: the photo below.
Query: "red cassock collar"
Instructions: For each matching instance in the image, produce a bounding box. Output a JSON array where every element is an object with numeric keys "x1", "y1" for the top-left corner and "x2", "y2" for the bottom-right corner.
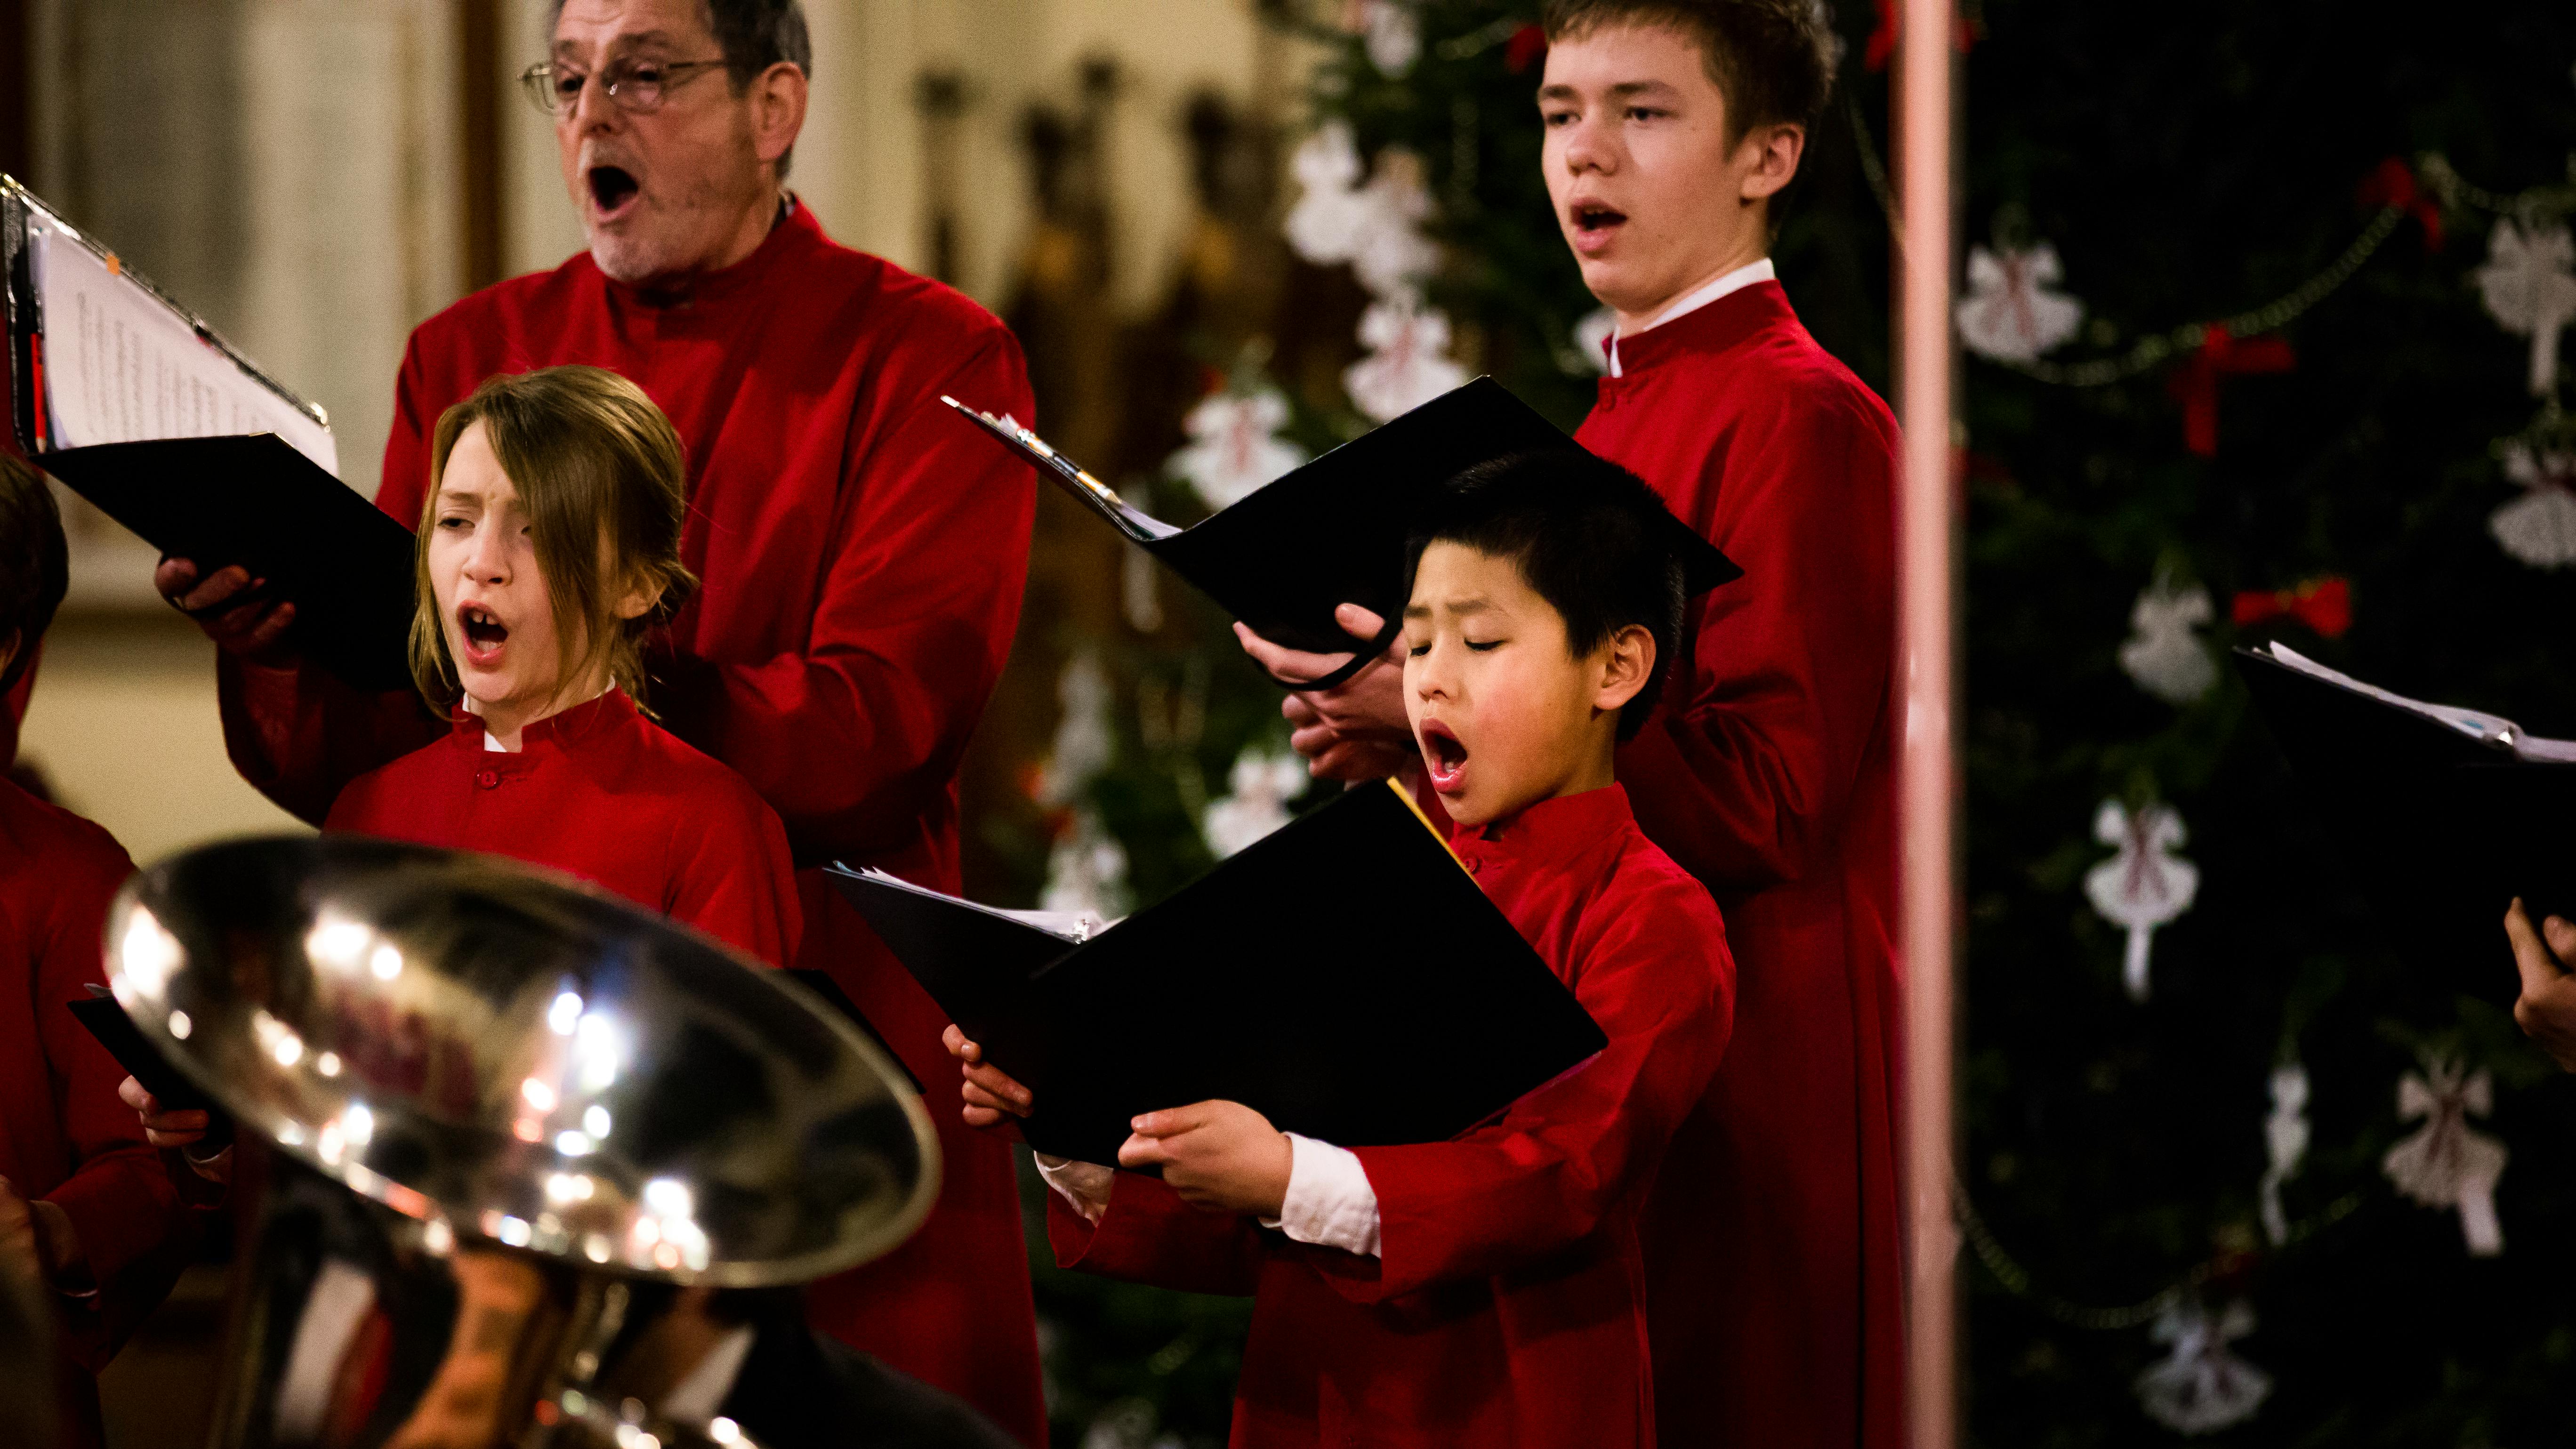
[
  {"x1": 445, "y1": 689, "x2": 639, "y2": 777},
  {"x1": 1453, "y1": 781, "x2": 1638, "y2": 877},
  {"x1": 593, "y1": 194, "x2": 825, "y2": 311},
  {"x1": 1594, "y1": 279, "x2": 1799, "y2": 406}
]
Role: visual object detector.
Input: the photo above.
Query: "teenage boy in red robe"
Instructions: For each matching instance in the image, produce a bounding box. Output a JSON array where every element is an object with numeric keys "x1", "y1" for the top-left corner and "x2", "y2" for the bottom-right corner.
[
  {"x1": 146, "y1": 2, "x2": 1044, "y2": 1438},
  {"x1": 1237, "y1": 4, "x2": 1902, "y2": 1444},
  {"x1": 953, "y1": 453, "x2": 1737, "y2": 1448},
  {"x1": 0, "y1": 456, "x2": 199, "y2": 1449}
]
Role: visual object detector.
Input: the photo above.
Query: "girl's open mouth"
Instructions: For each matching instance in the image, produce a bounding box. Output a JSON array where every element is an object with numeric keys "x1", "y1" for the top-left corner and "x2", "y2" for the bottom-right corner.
[
  {"x1": 1420, "y1": 720, "x2": 1471, "y2": 794},
  {"x1": 458, "y1": 604, "x2": 510, "y2": 665}
]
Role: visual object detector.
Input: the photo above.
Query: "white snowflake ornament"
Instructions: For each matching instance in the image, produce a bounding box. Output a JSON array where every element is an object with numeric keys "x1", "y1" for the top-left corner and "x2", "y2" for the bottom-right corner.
[
  {"x1": 1169, "y1": 388, "x2": 1308, "y2": 511},
  {"x1": 2259, "y1": 1061, "x2": 2310, "y2": 1245},
  {"x1": 2489, "y1": 442, "x2": 2576, "y2": 568},
  {"x1": 2473, "y1": 218, "x2": 2576, "y2": 396},
  {"x1": 2117, "y1": 574, "x2": 2218, "y2": 705},
  {"x1": 1042, "y1": 809, "x2": 1132, "y2": 923},
  {"x1": 1201, "y1": 746, "x2": 1308, "y2": 859},
  {"x1": 2085, "y1": 799, "x2": 2199, "y2": 1001},
  {"x1": 1955, "y1": 242, "x2": 2086, "y2": 363},
  {"x1": 1344, "y1": 300, "x2": 1469, "y2": 423},
  {"x1": 2133, "y1": 1298, "x2": 2272, "y2": 1436},
  {"x1": 2383, "y1": 1054, "x2": 2508, "y2": 1256}
]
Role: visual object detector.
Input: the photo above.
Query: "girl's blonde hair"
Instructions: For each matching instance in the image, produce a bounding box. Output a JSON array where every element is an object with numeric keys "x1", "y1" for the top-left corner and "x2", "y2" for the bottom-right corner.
[{"x1": 410, "y1": 366, "x2": 696, "y2": 712}]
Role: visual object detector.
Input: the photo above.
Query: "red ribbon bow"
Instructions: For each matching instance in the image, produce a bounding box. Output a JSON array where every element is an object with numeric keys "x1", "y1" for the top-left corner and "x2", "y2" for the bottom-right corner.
[
  {"x1": 1865, "y1": 0, "x2": 1975, "y2": 72},
  {"x1": 2356, "y1": 157, "x2": 2443, "y2": 251},
  {"x1": 2168, "y1": 324, "x2": 2295, "y2": 458},
  {"x1": 1505, "y1": 23, "x2": 1549, "y2": 73},
  {"x1": 2230, "y1": 576, "x2": 2351, "y2": 638}
]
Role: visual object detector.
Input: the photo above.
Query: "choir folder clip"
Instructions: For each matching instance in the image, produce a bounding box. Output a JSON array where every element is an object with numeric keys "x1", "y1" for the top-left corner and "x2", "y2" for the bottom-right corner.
[
  {"x1": 2237, "y1": 641, "x2": 2576, "y2": 1001},
  {"x1": 4, "y1": 177, "x2": 413, "y2": 691},
  {"x1": 943, "y1": 378, "x2": 1740, "y2": 690},
  {"x1": 826, "y1": 780, "x2": 1610, "y2": 1168}
]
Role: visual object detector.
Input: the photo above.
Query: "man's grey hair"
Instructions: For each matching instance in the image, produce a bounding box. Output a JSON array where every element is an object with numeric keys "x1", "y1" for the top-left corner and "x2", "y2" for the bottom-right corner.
[{"x1": 552, "y1": 0, "x2": 812, "y2": 177}]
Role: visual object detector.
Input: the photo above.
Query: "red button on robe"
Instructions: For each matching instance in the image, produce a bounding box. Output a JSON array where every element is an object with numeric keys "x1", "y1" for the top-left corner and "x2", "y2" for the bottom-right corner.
[
  {"x1": 324, "y1": 691, "x2": 801, "y2": 966},
  {"x1": 212, "y1": 202, "x2": 1045, "y2": 1441},
  {"x1": 1047, "y1": 786, "x2": 1734, "y2": 1449},
  {"x1": 0, "y1": 781, "x2": 199, "y2": 1449},
  {"x1": 1584, "y1": 281, "x2": 1906, "y2": 1449}
]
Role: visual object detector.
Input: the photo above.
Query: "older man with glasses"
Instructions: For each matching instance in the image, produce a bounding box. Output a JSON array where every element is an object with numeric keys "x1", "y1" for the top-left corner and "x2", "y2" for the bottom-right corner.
[{"x1": 150, "y1": 1, "x2": 1046, "y2": 1441}]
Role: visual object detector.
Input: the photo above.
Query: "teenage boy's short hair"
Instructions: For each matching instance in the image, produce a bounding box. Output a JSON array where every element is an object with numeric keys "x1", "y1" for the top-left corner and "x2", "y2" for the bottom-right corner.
[
  {"x1": 0, "y1": 454, "x2": 68, "y2": 698},
  {"x1": 1404, "y1": 449, "x2": 1688, "y2": 741},
  {"x1": 1542, "y1": 0, "x2": 1836, "y2": 140},
  {"x1": 413, "y1": 366, "x2": 697, "y2": 711}
]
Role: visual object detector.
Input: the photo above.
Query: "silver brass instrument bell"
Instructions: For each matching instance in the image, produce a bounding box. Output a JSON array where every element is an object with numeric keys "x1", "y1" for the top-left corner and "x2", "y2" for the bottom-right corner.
[{"x1": 107, "y1": 835, "x2": 942, "y2": 1448}]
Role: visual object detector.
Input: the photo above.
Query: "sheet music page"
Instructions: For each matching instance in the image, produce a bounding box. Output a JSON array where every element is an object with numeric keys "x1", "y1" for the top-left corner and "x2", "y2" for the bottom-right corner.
[
  {"x1": 2262, "y1": 642, "x2": 2576, "y2": 758},
  {"x1": 29, "y1": 219, "x2": 339, "y2": 477}
]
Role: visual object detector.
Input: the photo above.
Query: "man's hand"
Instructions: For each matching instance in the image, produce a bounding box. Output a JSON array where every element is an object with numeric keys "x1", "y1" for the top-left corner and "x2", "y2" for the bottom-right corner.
[
  {"x1": 120, "y1": 1076, "x2": 231, "y2": 1183},
  {"x1": 153, "y1": 557, "x2": 298, "y2": 667},
  {"x1": 1117, "y1": 1100, "x2": 1292, "y2": 1216},
  {"x1": 1233, "y1": 604, "x2": 1416, "y2": 782},
  {"x1": 942, "y1": 1024, "x2": 1033, "y2": 1131},
  {"x1": 2505, "y1": 899, "x2": 2576, "y2": 1072}
]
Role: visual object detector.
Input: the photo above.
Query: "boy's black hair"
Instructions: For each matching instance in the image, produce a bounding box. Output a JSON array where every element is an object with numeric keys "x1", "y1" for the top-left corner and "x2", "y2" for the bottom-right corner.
[
  {"x1": 1402, "y1": 448, "x2": 1688, "y2": 741},
  {"x1": 0, "y1": 454, "x2": 68, "y2": 699}
]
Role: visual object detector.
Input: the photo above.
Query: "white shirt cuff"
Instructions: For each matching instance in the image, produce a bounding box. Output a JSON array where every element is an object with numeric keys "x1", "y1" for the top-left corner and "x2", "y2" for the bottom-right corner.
[
  {"x1": 1262, "y1": 1133, "x2": 1380, "y2": 1258},
  {"x1": 1033, "y1": 1152, "x2": 1115, "y2": 1224}
]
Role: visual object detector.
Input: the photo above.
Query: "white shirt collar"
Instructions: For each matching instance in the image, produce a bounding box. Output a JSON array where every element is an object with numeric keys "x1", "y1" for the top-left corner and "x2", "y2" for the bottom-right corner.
[{"x1": 1606, "y1": 258, "x2": 1776, "y2": 378}]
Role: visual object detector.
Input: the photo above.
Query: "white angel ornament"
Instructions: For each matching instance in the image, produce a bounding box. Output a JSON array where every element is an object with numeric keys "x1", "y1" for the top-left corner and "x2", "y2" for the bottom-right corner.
[
  {"x1": 2259, "y1": 1061, "x2": 2310, "y2": 1245},
  {"x1": 1201, "y1": 747, "x2": 1308, "y2": 860},
  {"x1": 1284, "y1": 123, "x2": 1372, "y2": 270},
  {"x1": 2085, "y1": 799, "x2": 2199, "y2": 1001},
  {"x1": 1035, "y1": 651, "x2": 1113, "y2": 807},
  {"x1": 2474, "y1": 218, "x2": 2576, "y2": 396},
  {"x1": 1344, "y1": 300, "x2": 1469, "y2": 423},
  {"x1": 2383, "y1": 1054, "x2": 2508, "y2": 1256},
  {"x1": 1042, "y1": 810, "x2": 1131, "y2": 923},
  {"x1": 2117, "y1": 573, "x2": 2218, "y2": 705},
  {"x1": 1955, "y1": 242, "x2": 2086, "y2": 363},
  {"x1": 2133, "y1": 1298, "x2": 2272, "y2": 1435},
  {"x1": 2489, "y1": 442, "x2": 2576, "y2": 569},
  {"x1": 1348, "y1": 0, "x2": 1421, "y2": 76},
  {"x1": 1169, "y1": 388, "x2": 1308, "y2": 511}
]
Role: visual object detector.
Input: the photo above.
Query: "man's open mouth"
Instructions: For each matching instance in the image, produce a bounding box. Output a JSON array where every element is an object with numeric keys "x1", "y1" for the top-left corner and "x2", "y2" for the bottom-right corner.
[
  {"x1": 458, "y1": 604, "x2": 509, "y2": 661},
  {"x1": 1420, "y1": 720, "x2": 1470, "y2": 792},
  {"x1": 588, "y1": 165, "x2": 642, "y2": 217}
]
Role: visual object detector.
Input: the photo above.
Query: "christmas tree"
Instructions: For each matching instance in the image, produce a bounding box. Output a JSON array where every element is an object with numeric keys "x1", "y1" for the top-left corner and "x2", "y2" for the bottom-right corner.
[{"x1": 1017, "y1": 2, "x2": 2576, "y2": 1441}]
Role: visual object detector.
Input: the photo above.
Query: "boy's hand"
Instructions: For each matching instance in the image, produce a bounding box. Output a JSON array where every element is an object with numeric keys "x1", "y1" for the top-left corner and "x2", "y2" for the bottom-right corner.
[
  {"x1": 154, "y1": 557, "x2": 298, "y2": 667},
  {"x1": 2505, "y1": 899, "x2": 2576, "y2": 1072},
  {"x1": 120, "y1": 1076, "x2": 231, "y2": 1183},
  {"x1": 942, "y1": 1024, "x2": 1034, "y2": 1129},
  {"x1": 0, "y1": 1175, "x2": 84, "y2": 1289},
  {"x1": 1118, "y1": 1101, "x2": 1292, "y2": 1217},
  {"x1": 1235, "y1": 605, "x2": 1416, "y2": 782}
]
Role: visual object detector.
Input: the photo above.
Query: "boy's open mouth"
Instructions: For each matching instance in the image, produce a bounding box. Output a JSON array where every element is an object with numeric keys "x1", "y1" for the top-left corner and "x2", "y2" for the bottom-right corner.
[
  {"x1": 1570, "y1": 202, "x2": 1626, "y2": 246},
  {"x1": 587, "y1": 164, "x2": 642, "y2": 219},
  {"x1": 1420, "y1": 720, "x2": 1470, "y2": 793},
  {"x1": 458, "y1": 604, "x2": 510, "y2": 664}
]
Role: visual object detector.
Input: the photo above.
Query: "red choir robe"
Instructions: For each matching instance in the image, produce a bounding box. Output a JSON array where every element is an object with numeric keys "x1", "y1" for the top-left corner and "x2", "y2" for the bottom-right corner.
[
  {"x1": 1580, "y1": 281, "x2": 1906, "y2": 1449},
  {"x1": 213, "y1": 201, "x2": 1046, "y2": 1441},
  {"x1": 1048, "y1": 786, "x2": 1734, "y2": 1448},
  {"x1": 324, "y1": 691, "x2": 801, "y2": 965},
  {"x1": 0, "y1": 780, "x2": 200, "y2": 1448}
]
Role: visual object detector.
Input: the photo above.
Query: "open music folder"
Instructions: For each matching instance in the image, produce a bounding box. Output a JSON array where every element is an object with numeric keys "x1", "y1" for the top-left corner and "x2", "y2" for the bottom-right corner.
[
  {"x1": 2237, "y1": 641, "x2": 2576, "y2": 999},
  {"x1": 943, "y1": 378, "x2": 1741, "y2": 689},
  {"x1": 5, "y1": 177, "x2": 414, "y2": 690},
  {"x1": 825, "y1": 779, "x2": 1610, "y2": 1167}
]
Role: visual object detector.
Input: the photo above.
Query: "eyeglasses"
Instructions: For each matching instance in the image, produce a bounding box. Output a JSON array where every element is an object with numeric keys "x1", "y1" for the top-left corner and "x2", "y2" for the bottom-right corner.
[{"x1": 520, "y1": 57, "x2": 729, "y2": 116}]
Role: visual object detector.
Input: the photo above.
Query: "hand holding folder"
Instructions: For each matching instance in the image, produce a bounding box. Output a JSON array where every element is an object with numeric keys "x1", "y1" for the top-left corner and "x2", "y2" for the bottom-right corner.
[{"x1": 828, "y1": 780, "x2": 1609, "y2": 1168}]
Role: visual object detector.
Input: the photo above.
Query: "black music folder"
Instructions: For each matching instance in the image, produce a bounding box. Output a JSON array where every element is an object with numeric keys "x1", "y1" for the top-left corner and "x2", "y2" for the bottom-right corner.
[
  {"x1": 825, "y1": 780, "x2": 1610, "y2": 1167},
  {"x1": 943, "y1": 378, "x2": 1741, "y2": 688},
  {"x1": 69, "y1": 984, "x2": 233, "y2": 1151},
  {"x1": 2237, "y1": 642, "x2": 2576, "y2": 1000},
  {"x1": 40, "y1": 435, "x2": 417, "y2": 691}
]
